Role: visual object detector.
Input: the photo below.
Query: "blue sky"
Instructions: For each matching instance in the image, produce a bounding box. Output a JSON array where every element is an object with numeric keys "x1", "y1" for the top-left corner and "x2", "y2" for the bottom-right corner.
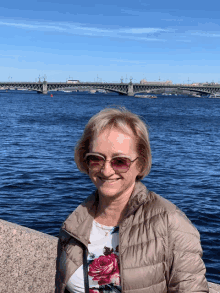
[{"x1": 1, "y1": 0, "x2": 220, "y2": 84}]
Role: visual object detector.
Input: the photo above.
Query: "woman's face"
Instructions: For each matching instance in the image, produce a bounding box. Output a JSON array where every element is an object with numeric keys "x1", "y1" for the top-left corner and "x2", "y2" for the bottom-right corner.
[{"x1": 88, "y1": 127, "x2": 140, "y2": 199}]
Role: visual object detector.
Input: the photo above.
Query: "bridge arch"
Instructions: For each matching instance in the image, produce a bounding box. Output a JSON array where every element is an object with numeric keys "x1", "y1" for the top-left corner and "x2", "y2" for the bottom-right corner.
[{"x1": 133, "y1": 86, "x2": 211, "y2": 96}]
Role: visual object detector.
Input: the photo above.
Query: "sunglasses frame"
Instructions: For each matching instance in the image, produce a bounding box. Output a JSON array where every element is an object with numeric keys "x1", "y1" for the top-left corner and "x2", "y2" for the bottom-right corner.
[{"x1": 85, "y1": 153, "x2": 139, "y2": 173}]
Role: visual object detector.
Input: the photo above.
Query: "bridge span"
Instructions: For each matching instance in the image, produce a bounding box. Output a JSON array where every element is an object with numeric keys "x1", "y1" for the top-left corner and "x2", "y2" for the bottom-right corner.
[{"x1": 1, "y1": 81, "x2": 220, "y2": 96}]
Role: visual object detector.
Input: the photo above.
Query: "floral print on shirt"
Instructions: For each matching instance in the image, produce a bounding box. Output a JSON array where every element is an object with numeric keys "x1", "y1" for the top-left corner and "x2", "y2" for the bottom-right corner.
[{"x1": 87, "y1": 226, "x2": 121, "y2": 293}]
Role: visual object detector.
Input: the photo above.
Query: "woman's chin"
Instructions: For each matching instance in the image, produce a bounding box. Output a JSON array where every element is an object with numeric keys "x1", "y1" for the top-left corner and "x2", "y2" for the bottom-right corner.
[{"x1": 97, "y1": 184, "x2": 121, "y2": 198}]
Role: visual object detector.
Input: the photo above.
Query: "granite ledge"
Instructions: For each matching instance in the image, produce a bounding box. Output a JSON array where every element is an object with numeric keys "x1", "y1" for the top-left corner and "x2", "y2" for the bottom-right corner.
[{"x1": 0, "y1": 219, "x2": 219, "y2": 293}]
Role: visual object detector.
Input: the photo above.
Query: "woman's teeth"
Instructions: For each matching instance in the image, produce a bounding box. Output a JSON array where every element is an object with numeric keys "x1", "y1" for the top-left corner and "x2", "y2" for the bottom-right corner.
[{"x1": 100, "y1": 178, "x2": 119, "y2": 181}]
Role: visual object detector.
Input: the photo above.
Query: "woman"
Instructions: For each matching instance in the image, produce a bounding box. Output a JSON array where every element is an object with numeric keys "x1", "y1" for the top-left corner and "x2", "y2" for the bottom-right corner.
[{"x1": 55, "y1": 107, "x2": 208, "y2": 293}]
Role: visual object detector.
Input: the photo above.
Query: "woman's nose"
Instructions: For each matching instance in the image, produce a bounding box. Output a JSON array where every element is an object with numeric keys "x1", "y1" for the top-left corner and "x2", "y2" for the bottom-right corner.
[{"x1": 100, "y1": 160, "x2": 115, "y2": 176}]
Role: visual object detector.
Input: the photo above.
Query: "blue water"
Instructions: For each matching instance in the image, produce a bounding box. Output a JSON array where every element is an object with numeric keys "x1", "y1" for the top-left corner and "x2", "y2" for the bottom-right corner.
[{"x1": 0, "y1": 91, "x2": 219, "y2": 283}]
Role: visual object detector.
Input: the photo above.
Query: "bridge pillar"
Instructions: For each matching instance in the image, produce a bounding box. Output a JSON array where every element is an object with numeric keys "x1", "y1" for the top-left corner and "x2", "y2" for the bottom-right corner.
[
  {"x1": 43, "y1": 81, "x2": 48, "y2": 94},
  {"x1": 128, "y1": 84, "x2": 134, "y2": 96}
]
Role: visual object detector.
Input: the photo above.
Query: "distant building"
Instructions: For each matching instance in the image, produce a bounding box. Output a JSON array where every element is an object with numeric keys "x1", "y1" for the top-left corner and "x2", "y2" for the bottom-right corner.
[
  {"x1": 164, "y1": 80, "x2": 173, "y2": 85},
  {"x1": 140, "y1": 79, "x2": 172, "y2": 85},
  {"x1": 200, "y1": 82, "x2": 219, "y2": 86},
  {"x1": 66, "y1": 80, "x2": 80, "y2": 84}
]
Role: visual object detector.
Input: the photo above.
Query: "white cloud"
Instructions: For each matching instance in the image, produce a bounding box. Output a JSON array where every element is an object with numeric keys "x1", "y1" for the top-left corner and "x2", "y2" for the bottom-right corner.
[
  {"x1": 0, "y1": 21, "x2": 66, "y2": 32},
  {"x1": 3, "y1": 19, "x2": 218, "y2": 43},
  {"x1": 191, "y1": 31, "x2": 220, "y2": 37},
  {"x1": 118, "y1": 28, "x2": 167, "y2": 34},
  {"x1": 0, "y1": 20, "x2": 167, "y2": 41}
]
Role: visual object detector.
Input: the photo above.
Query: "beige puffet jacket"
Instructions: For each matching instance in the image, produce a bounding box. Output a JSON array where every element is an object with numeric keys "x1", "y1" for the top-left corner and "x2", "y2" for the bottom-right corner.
[{"x1": 55, "y1": 181, "x2": 209, "y2": 293}]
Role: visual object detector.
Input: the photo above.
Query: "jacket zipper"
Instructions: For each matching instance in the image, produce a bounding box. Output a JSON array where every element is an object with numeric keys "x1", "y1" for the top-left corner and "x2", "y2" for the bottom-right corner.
[{"x1": 119, "y1": 225, "x2": 124, "y2": 293}]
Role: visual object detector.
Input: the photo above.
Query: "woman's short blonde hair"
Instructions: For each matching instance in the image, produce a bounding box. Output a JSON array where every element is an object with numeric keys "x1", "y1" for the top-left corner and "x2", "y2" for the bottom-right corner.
[{"x1": 74, "y1": 107, "x2": 152, "y2": 180}]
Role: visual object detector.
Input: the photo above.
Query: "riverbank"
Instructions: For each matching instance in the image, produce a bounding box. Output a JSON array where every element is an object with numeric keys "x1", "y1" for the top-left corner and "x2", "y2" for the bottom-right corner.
[{"x1": 0, "y1": 219, "x2": 219, "y2": 292}]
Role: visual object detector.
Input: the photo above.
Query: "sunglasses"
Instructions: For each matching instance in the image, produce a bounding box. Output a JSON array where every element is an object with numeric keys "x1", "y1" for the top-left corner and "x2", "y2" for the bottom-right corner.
[{"x1": 85, "y1": 153, "x2": 139, "y2": 173}]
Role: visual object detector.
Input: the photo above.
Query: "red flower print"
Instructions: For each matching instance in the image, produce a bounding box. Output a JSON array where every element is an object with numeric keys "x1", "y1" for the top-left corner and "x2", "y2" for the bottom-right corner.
[
  {"x1": 88, "y1": 253, "x2": 120, "y2": 286},
  {"x1": 89, "y1": 289, "x2": 99, "y2": 293},
  {"x1": 110, "y1": 272, "x2": 120, "y2": 286}
]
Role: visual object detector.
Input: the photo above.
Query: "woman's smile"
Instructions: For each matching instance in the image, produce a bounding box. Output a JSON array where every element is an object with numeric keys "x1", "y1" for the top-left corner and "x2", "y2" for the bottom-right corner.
[{"x1": 98, "y1": 177, "x2": 121, "y2": 183}]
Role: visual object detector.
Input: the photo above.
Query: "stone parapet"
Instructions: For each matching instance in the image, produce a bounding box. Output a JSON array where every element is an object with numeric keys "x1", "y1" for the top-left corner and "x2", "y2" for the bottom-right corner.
[
  {"x1": 0, "y1": 219, "x2": 57, "y2": 293},
  {"x1": 0, "y1": 219, "x2": 219, "y2": 293}
]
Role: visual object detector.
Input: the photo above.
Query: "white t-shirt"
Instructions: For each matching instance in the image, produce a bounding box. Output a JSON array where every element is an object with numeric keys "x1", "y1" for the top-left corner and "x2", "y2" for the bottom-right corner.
[{"x1": 66, "y1": 220, "x2": 121, "y2": 292}]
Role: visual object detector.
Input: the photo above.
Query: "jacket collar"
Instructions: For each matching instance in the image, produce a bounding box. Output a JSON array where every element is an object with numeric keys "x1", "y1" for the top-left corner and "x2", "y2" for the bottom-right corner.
[
  {"x1": 123, "y1": 181, "x2": 149, "y2": 218},
  {"x1": 62, "y1": 181, "x2": 149, "y2": 247}
]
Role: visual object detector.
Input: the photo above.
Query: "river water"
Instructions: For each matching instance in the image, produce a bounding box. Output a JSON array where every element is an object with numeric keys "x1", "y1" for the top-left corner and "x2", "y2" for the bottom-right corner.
[{"x1": 0, "y1": 90, "x2": 219, "y2": 283}]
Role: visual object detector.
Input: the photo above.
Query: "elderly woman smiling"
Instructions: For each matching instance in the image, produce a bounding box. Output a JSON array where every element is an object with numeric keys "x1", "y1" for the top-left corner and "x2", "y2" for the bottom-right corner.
[{"x1": 55, "y1": 107, "x2": 208, "y2": 293}]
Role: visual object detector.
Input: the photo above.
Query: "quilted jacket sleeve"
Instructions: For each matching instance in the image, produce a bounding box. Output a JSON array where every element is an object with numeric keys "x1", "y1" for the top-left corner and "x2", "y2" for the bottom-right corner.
[{"x1": 167, "y1": 210, "x2": 209, "y2": 292}]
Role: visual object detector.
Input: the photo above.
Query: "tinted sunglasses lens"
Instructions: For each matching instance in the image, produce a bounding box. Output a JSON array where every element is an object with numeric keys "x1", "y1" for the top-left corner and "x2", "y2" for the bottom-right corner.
[
  {"x1": 86, "y1": 155, "x2": 104, "y2": 169},
  {"x1": 111, "y1": 157, "x2": 131, "y2": 172}
]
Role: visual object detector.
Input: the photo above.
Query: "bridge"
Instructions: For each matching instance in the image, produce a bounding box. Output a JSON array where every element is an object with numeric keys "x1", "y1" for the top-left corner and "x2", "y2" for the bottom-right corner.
[{"x1": 1, "y1": 81, "x2": 220, "y2": 96}]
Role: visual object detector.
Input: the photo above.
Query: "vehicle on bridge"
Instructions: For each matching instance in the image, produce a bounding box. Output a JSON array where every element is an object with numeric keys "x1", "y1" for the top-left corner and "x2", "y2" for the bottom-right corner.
[{"x1": 66, "y1": 80, "x2": 80, "y2": 84}]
